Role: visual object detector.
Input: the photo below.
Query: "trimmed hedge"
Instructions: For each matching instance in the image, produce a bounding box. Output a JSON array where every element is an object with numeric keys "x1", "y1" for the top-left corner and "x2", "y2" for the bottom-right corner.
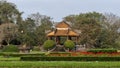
[
  {"x1": 87, "y1": 49, "x2": 117, "y2": 53},
  {"x1": 1, "y1": 53, "x2": 45, "y2": 57},
  {"x1": 21, "y1": 56, "x2": 120, "y2": 61}
]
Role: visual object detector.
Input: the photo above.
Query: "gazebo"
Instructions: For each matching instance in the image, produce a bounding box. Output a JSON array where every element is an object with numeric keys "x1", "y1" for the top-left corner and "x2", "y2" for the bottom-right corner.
[{"x1": 46, "y1": 21, "x2": 80, "y2": 45}]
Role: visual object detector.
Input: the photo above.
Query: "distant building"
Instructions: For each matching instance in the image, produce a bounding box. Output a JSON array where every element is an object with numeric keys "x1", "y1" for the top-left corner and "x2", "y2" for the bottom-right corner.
[{"x1": 46, "y1": 21, "x2": 81, "y2": 45}]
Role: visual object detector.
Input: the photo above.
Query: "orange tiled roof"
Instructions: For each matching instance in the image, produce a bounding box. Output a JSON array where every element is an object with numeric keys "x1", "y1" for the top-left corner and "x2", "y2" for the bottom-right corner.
[
  {"x1": 47, "y1": 30, "x2": 79, "y2": 36},
  {"x1": 47, "y1": 21, "x2": 79, "y2": 37},
  {"x1": 55, "y1": 30, "x2": 68, "y2": 36},
  {"x1": 47, "y1": 31, "x2": 54, "y2": 36},
  {"x1": 55, "y1": 21, "x2": 70, "y2": 28}
]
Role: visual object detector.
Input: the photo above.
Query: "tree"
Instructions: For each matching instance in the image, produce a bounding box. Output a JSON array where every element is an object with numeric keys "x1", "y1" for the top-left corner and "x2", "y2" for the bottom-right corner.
[
  {"x1": 64, "y1": 12, "x2": 105, "y2": 48},
  {"x1": 0, "y1": 24, "x2": 4, "y2": 44},
  {"x1": 17, "y1": 12, "x2": 53, "y2": 46},
  {"x1": 0, "y1": 0, "x2": 22, "y2": 45},
  {"x1": 17, "y1": 18, "x2": 36, "y2": 46},
  {"x1": 97, "y1": 13, "x2": 120, "y2": 48},
  {"x1": 0, "y1": 23, "x2": 18, "y2": 45},
  {"x1": 0, "y1": 0, "x2": 22, "y2": 24},
  {"x1": 28, "y1": 13, "x2": 53, "y2": 45}
]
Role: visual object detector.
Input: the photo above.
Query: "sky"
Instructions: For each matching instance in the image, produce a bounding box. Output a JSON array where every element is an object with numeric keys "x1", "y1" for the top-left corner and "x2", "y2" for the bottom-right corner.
[{"x1": 7, "y1": 0, "x2": 120, "y2": 22}]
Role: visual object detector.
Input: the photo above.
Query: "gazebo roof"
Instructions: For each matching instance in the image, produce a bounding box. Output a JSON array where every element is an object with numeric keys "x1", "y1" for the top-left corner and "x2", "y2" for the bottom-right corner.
[
  {"x1": 47, "y1": 30, "x2": 79, "y2": 36},
  {"x1": 47, "y1": 21, "x2": 80, "y2": 37},
  {"x1": 55, "y1": 21, "x2": 70, "y2": 28}
]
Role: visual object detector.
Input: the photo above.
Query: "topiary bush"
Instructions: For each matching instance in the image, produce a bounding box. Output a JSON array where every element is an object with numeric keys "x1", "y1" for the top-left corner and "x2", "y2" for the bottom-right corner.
[
  {"x1": 43, "y1": 40, "x2": 55, "y2": 50},
  {"x1": 64, "y1": 40, "x2": 75, "y2": 50},
  {"x1": 2, "y1": 44, "x2": 19, "y2": 52}
]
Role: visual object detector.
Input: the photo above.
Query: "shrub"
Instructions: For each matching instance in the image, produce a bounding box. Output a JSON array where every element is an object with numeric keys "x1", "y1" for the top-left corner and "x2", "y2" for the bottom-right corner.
[
  {"x1": 64, "y1": 40, "x2": 75, "y2": 50},
  {"x1": 43, "y1": 40, "x2": 55, "y2": 50},
  {"x1": 2, "y1": 44, "x2": 19, "y2": 52},
  {"x1": 21, "y1": 56, "x2": 120, "y2": 61},
  {"x1": 2, "y1": 53, "x2": 45, "y2": 57},
  {"x1": 33, "y1": 46, "x2": 40, "y2": 51},
  {"x1": 87, "y1": 49, "x2": 117, "y2": 53}
]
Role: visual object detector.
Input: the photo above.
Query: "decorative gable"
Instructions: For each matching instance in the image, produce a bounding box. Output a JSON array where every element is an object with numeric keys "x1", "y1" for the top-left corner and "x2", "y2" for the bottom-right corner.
[{"x1": 55, "y1": 21, "x2": 70, "y2": 28}]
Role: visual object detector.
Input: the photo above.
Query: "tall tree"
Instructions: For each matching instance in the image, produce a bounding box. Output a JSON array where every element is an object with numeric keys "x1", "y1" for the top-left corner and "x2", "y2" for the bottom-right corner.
[
  {"x1": 28, "y1": 12, "x2": 52, "y2": 27},
  {"x1": 97, "y1": 13, "x2": 120, "y2": 48},
  {"x1": 0, "y1": 0, "x2": 22, "y2": 24},
  {"x1": 34, "y1": 14, "x2": 53, "y2": 45},
  {"x1": 17, "y1": 18, "x2": 36, "y2": 46},
  {"x1": 64, "y1": 12, "x2": 105, "y2": 48},
  {"x1": 17, "y1": 13, "x2": 53, "y2": 46},
  {"x1": 28, "y1": 13, "x2": 53, "y2": 45},
  {"x1": 0, "y1": 23, "x2": 18, "y2": 45},
  {"x1": 0, "y1": 0, "x2": 22, "y2": 45}
]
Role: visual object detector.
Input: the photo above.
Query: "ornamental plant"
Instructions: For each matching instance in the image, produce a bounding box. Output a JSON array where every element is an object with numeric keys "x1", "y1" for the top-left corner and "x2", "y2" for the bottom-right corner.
[
  {"x1": 43, "y1": 40, "x2": 55, "y2": 51},
  {"x1": 2, "y1": 44, "x2": 19, "y2": 52},
  {"x1": 64, "y1": 40, "x2": 75, "y2": 50}
]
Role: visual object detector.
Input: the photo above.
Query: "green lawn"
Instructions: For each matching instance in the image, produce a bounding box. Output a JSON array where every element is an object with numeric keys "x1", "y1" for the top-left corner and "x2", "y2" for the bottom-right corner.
[
  {"x1": 0, "y1": 57, "x2": 20, "y2": 61},
  {"x1": 0, "y1": 52, "x2": 120, "y2": 68},
  {"x1": 0, "y1": 61, "x2": 120, "y2": 68}
]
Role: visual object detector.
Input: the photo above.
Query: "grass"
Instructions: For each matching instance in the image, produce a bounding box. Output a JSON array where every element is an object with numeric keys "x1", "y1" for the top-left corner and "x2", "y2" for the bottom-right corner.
[
  {"x1": 0, "y1": 51, "x2": 120, "y2": 68},
  {"x1": 0, "y1": 57, "x2": 20, "y2": 61},
  {"x1": 0, "y1": 61, "x2": 120, "y2": 68}
]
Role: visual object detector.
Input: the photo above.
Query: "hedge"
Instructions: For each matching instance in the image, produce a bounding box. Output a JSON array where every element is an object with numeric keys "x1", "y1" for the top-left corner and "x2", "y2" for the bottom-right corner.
[
  {"x1": 21, "y1": 56, "x2": 120, "y2": 61},
  {"x1": 1, "y1": 53, "x2": 45, "y2": 57},
  {"x1": 47, "y1": 52, "x2": 71, "y2": 56},
  {"x1": 87, "y1": 49, "x2": 117, "y2": 53}
]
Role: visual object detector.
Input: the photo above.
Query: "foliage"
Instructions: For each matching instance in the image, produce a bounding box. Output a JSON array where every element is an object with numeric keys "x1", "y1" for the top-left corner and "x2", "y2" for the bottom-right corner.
[
  {"x1": 32, "y1": 46, "x2": 41, "y2": 51},
  {"x1": 17, "y1": 18, "x2": 36, "y2": 46},
  {"x1": 2, "y1": 53, "x2": 45, "y2": 57},
  {"x1": 2, "y1": 44, "x2": 19, "y2": 52},
  {"x1": 34, "y1": 13, "x2": 53, "y2": 45},
  {"x1": 0, "y1": 0, "x2": 120, "y2": 49},
  {"x1": 87, "y1": 49, "x2": 117, "y2": 53},
  {"x1": 43, "y1": 40, "x2": 55, "y2": 50},
  {"x1": 0, "y1": 23, "x2": 18, "y2": 45},
  {"x1": 64, "y1": 12, "x2": 104, "y2": 48},
  {"x1": 115, "y1": 37, "x2": 120, "y2": 48},
  {"x1": 17, "y1": 13, "x2": 53, "y2": 46},
  {"x1": 64, "y1": 12, "x2": 120, "y2": 48},
  {"x1": 0, "y1": 0, "x2": 21, "y2": 45},
  {"x1": 0, "y1": 0, "x2": 22, "y2": 24},
  {"x1": 64, "y1": 40, "x2": 75, "y2": 50},
  {"x1": 96, "y1": 13, "x2": 120, "y2": 48},
  {"x1": 21, "y1": 56, "x2": 120, "y2": 61}
]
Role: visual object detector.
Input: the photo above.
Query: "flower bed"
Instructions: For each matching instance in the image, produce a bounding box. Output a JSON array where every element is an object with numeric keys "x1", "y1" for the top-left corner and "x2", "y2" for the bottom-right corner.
[
  {"x1": 46, "y1": 51, "x2": 120, "y2": 57},
  {"x1": 70, "y1": 52, "x2": 120, "y2": 57}
]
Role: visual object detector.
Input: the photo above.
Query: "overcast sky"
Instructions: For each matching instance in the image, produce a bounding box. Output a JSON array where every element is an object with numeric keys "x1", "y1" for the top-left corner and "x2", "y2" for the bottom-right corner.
[{"x1": 7, "y1": 0, "x2": 120, "y2": 22}]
